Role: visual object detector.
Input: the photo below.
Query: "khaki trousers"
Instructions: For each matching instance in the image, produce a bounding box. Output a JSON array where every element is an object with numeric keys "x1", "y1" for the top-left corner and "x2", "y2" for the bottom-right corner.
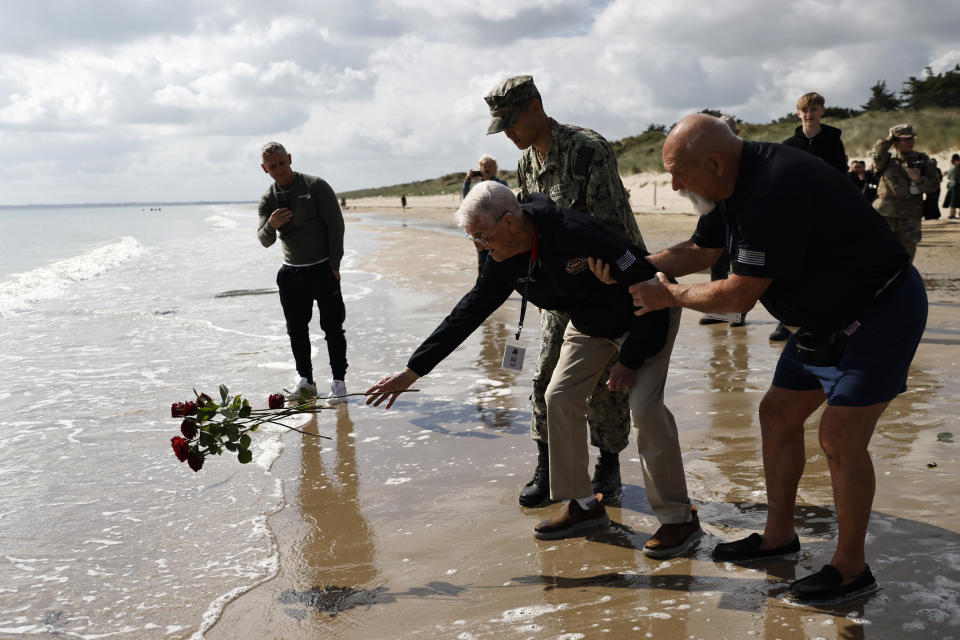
[{"x1": 545, "y1": 307, "x2": 691, "y2": 524}]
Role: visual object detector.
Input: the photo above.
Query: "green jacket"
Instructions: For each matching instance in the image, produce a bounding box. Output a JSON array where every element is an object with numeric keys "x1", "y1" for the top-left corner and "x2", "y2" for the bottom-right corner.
[{"x1": 257, "y1": 173, "x2": 344, "y2": 269}]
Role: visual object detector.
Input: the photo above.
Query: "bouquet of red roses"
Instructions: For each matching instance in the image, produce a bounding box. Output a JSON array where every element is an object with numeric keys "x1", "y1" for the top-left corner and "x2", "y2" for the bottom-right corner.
[{"x1": 169, "y1": 385, "x2": 330, "y2": 472}]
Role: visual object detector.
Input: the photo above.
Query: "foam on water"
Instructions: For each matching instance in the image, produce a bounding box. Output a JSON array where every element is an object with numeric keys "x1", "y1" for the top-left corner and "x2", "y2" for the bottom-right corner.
[{"x1": 0, "y1": 236, "x2": 142, "y2": 316}]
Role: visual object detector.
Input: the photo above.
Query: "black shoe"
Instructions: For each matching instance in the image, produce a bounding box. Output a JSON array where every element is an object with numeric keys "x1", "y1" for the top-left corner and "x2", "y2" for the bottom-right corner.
[
  {"x1": 519, "y1": 441, "x2": 554, "y2": 507},
  {"x1": 699, "y1": 315, "x2": 726, "y2": 325},
  {"x1": 591, "y1": 451, "x2": 622, "y2": 504},
  {"x1": 711, "y1": 532, "x2": 800, "y2": 562},
  {"x1": 788, "y1": 564, "x2": 878, "y2": 605},
  {"x1": 769, "y1": 322, "x2": 790, "y2": 341},
  {"x1": 730, "y1": 314, "x2": 746, "y2": 327}
]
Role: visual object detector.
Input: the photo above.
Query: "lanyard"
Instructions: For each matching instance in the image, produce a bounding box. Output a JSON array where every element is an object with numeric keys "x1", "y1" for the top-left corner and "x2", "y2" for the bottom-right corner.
[{"x1": 516, "y1": 233, "x2": 538, "y2": 341}]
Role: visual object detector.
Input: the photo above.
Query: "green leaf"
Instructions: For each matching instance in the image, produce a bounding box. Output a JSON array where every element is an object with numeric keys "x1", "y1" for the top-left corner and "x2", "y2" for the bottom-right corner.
[
  {"x1": 937, "y1": 432, "x2": 954, "y2": 443},
  {"x1": 198, "y1": 431, "x2": 216, "y2": 447},
  {"x1": 224, "y1": 442, "x2": 237, "y2": 451},
  {"x1": 239, "y1": 399, "x2": 252, "y2": 419},
  {"x1": 240, "y1": 433, "x2": 251, "y2": 449},
  {"x1": 238, "y1": 449, "x2": 253, "y2": 464},
  {"x1": 219, "y1": 384, "x2": 229, "y2": 402}
]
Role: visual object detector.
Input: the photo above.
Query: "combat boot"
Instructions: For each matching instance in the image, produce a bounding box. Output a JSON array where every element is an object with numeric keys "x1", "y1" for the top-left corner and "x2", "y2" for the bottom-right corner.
[
  {"x1": 591, "y1": 450, "x2": 622, "y2": 504},
  {"x1": 519, "y1": 441, "x2": 554, "y2": 507}
]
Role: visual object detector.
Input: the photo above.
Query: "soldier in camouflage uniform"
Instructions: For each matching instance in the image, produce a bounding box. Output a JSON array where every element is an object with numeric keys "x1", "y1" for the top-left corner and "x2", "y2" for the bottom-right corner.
[
  {"x1": 871, "y1": 123, "x2": 941, "y2": 261},
  {"x1": 485, "y1": 75, "x2": 649, "y2": 507}
]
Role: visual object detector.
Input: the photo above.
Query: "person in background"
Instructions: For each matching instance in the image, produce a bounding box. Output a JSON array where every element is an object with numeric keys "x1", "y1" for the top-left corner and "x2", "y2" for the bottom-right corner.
[
  {"x1": 484, "y1": 74, "x2": 643, "y2": 508},
  {"x1": 946, "y1": 154, "x2": 960, "y2": 220},
  {"x1": 257, "y1": 142, "x2": 349, "y2": 406},
  {"x1": 462, "y1": 154, "x2": 510, "y2": 269},
  {"x1": 769, "y1": 92, "x2": 848, "y2": 342},
  {"x1": 871, "y1": 123, "x2": 941, "y2": 261},
  {"x1": 400, "y1": 194, "x2": 407, "y2": 211},
  {"x1": 699, "y1": 114, "x2": 745, "y2": 328},
  {"x1": 848, "y1": 160, "x2": 877, "y2": 203},
  {"x1": 922, "y1": 158, "x2": 942, "y2": 221}
]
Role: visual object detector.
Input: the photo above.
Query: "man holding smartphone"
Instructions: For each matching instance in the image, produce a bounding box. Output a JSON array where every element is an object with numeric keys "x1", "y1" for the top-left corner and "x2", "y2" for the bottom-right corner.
[{"x1": 257, "y1": 141, "x2": 349, "y2": 405}]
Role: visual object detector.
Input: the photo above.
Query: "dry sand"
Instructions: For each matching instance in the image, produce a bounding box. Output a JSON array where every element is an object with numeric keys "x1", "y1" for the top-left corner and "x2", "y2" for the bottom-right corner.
[{"x1": 206, "y1": 200, "x2": 960, "y2": 639}]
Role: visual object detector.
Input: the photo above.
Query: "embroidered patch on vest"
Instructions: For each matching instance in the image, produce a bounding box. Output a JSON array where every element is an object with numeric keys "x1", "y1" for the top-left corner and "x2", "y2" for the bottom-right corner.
[{"x1": 565, "y1": 258, "x2": 587, "y2": 274}]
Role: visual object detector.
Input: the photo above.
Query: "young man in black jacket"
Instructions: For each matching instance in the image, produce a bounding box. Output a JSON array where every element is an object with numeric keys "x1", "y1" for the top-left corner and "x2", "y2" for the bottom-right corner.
[
  {"x1": 366, "y1": 181, "x2": 701, "y2": 557},
  {"x1": 770, "y1": 92, "x2": 848, "y2": 341}
]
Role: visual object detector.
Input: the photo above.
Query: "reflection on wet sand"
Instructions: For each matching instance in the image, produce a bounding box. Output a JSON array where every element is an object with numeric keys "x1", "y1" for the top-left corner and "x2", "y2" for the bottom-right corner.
[
  {"x1": 206, "y1": 220, "x2": 960, "y2": 639},
  {"x1": 281, "y1": 409, "x2": 377, "y2": 617}
]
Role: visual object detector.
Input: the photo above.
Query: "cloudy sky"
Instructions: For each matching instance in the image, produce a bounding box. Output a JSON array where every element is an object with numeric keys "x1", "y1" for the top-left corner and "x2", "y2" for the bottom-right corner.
[{"x1": 1, "y1": 0, "x2": 958, "y2": 205}]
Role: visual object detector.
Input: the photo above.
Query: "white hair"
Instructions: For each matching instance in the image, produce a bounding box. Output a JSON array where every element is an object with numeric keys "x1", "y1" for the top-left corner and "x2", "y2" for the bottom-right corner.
[{"x1": 455, "y1": 181, "x2": 520, "y2": 229}]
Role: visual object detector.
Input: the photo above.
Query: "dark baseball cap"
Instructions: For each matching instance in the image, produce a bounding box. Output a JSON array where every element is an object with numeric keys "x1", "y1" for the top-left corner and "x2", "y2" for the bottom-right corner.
[{"x1": 484, "y1": 75, "x2": 540, "y2": 135}]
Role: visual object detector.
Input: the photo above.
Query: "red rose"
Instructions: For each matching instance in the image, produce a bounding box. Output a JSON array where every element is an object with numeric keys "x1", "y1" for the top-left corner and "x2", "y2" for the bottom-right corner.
[
  {"x1": 268, "y1": 393, "x2": 284, "y2": 409},
  {"x1": 184, "y1": 401, "x2": 198, "y2": 416},
  {"x1": 171, "y1": 402, "x2": 185, "y2": 418},
  {"x1": 187, "y1": 451, "x2": 205, "y2": 472},
  {"x1": 171, "y1": 436, "x2": 190, "y2": 462},
  {"x1": 180, "y1": 418, "x2": 197, "y2": 439},
  {"x1": 197, "y1": 393, "x2": 213, "y2": 407}
]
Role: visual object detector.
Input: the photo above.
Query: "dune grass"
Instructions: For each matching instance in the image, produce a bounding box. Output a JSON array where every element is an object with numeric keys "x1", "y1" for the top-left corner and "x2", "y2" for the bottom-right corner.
[{"x1": 341, "y1": 108, "x2": 960, "y2": 198}]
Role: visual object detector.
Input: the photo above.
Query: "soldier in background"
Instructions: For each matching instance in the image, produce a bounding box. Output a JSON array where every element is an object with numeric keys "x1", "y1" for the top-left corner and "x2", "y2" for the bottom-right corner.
[
  {"x1": 872, "y1": 123, "x2": 941, "y2": 261},
  {"x1": 484, "y1": 75, "x2": 644, "y2": 508}
]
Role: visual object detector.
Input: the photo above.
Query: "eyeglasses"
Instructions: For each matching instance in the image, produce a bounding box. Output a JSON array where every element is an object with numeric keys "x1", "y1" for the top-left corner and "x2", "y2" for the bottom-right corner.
[{"x1": 465, "y1": 214, "x2": 506, "y2": 248}]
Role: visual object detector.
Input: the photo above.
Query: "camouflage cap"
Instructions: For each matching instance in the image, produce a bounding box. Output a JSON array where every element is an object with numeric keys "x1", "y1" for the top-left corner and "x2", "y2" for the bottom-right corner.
[
  {"x1": 891, "y1": 123, "x2": 917, "y2": 139},
  {"x1": 484, "y1": 75, "x2": 540, "y2": 135}
]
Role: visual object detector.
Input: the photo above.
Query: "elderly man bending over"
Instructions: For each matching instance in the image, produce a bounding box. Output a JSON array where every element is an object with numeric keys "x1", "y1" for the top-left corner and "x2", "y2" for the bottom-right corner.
[
  {"x1": 366, "y1": 181, "x2": 701, "y2": 557},
  {"x1": 592, "y1": 114, "x2": 926, "y2": 605}
]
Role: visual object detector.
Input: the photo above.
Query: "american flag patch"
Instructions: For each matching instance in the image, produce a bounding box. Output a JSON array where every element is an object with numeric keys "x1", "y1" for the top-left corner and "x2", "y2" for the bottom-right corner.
[
  {"x1": 616, "y1": 251, "x2": 637, "y2": 271},
  {"x1": 737, "y1": 248, "x2": 766, "y2": 266}
]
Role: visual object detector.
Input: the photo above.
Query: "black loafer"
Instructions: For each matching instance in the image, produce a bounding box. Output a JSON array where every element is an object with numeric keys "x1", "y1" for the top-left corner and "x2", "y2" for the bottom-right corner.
[
  {"x1": 711, "y1": 532, "x2": 800, "y2": 562},
  {"x1": 788, "y1": 564, "x2": 878, "y2": 605}
]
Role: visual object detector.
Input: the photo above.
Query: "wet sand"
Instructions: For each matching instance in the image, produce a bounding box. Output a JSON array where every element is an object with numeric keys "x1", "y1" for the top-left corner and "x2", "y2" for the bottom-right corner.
[{"x1": 206, "y1": 210, "x2": 960, "y2": 639}]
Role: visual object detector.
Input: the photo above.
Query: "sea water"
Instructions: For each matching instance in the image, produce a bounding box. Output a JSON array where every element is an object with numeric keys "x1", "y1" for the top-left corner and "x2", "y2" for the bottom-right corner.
[{"x1": 0, "y1": 203, "x2": 377, "y2": 638}]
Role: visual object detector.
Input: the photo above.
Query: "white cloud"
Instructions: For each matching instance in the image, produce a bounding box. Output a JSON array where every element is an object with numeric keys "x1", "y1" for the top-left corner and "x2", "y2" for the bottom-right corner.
[{"x1": 0, "y1": 0, "x2": 956, "y2": 204}]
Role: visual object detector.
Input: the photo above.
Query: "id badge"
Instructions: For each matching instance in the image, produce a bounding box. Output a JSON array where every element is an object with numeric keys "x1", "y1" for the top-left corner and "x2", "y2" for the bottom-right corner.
[{"x1": 502, "y1": 338, "x2": 526, "y2": 371}]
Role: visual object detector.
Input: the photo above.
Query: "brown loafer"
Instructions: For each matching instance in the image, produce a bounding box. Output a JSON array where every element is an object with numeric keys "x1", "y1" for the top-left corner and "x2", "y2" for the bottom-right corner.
[
  {"x1": 643, "y1": 506, "x2": 703, "y2": 558},
  {"x1": 534, "y1": 494, "x2": 610, "y2": 540}
]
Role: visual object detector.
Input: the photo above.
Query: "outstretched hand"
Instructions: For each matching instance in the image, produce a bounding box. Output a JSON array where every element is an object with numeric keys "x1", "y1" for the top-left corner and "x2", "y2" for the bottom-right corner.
[
  {"x1": 627, "y1": 273, "x2": 676, "y2": 316},
  {"x1": 365, "y1": 368, "x2": 419, "y2": 409}
]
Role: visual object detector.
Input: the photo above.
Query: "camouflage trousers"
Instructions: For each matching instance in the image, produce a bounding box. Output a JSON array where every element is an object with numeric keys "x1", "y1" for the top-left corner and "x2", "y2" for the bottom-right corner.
[
  {"x1": 882, "y1": 215, "x2": 922, "y2": 262},
  {"x1": 530, "y1": 309, "x2": 631, "y2": 453}
]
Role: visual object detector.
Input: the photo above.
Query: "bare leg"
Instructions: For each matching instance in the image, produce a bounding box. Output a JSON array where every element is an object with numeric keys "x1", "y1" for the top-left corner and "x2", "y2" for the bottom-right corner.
[
  {"x1": 818, "y1": 402, "x2": 888, "y2": 581},
  {"x1": 757, "y1": 386, "x2": 825, "y2": 548}
]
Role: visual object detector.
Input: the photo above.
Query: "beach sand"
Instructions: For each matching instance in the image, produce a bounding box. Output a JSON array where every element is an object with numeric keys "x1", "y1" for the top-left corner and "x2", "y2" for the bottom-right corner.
[{"x1": 205, "y1": 202, "x2": 960, "y2": 639}]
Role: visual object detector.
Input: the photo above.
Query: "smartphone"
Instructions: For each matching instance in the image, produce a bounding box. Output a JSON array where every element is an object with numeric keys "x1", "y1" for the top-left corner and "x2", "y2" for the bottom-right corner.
[
  {"x1": 276, "y1": 190, "x2": 290, "y2": 208},
  {"x1": 469, "y1": 170, "x2": 482, "y2": 178}
]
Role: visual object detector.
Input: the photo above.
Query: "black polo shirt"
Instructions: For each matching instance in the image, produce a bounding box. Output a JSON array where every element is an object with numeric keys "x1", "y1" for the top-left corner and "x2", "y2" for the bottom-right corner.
[
  {"x1": 408, "y1": 196, "x2": 669, "y2": 376},
  {"x1": 692, "y1": 141, "x2": 908, "y2": 334}
]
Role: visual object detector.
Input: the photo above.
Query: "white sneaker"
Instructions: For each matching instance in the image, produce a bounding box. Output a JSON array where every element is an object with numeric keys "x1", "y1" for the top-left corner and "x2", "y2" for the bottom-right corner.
[
  {"x1": 326, "y1": 380, "x2": 347, "y2": 406},
  {"x1": 287, "y1": 377, "x2": 318, "y2": 400}
]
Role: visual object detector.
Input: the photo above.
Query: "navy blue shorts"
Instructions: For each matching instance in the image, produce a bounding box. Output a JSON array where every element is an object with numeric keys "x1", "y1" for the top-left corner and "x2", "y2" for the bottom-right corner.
[{"x1": 772, "y1": 266, "x2": 927, "y2": 407}]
